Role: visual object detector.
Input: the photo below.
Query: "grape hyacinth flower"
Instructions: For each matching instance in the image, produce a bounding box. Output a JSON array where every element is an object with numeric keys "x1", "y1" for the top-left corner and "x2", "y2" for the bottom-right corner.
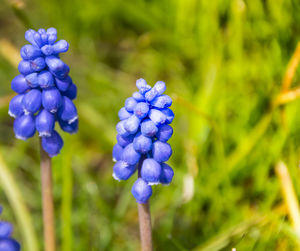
[
  {"x1": 113, "y1": 79, "x2": 174, "y2": 203},
  {"x1": 9, "y1": 28, "x2": 78, "y2": 157},
  {"x1": 0, "y1": 206, "x2": 21, "y2": 251}
]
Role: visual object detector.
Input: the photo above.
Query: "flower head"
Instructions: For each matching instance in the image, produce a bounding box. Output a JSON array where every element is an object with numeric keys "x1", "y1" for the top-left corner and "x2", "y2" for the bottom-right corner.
[
  {"x1": 113, "y1": 79, "x2": 174, "y2": 203},
  {"x1": 0, "y1": 206, "x2": 21, "y2": 251},
  {"x1": 9, "y1": 28, "x2": 78, "y2": 157}
]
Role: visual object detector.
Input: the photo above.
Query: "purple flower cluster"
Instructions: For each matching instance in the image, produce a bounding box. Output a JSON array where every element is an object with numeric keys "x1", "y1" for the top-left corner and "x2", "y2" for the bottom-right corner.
[
  {"x1": 9, "y1": 28, "x2": 78, "y2": 157},
  {"x1": 113, "y1": 79, "x2": 174, "y2": 203},
  {"x1": 0, "y1": 207, "x2": 20, "y2": 251}
]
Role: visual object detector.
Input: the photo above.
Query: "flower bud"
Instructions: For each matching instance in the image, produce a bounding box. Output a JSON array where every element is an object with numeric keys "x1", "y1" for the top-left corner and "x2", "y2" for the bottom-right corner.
[
  {"x1": 47, "y1": 28, "x2": 57, "y2": 45},
  {"x1": 0, "y1": 238, "x2": 21, "y2": 251},
  {"x1": 41, "y1": 130, "x2": 63, "y2": 157},
  {"x1": 112, "y1": 144, "x2": 123, "y2": 162},
  {"x1": 113, "y1": 160, "x2": 136, "y2": 181},
  {"x1": 35, "y1": 109, "x2": 55, "y2": 137},
  {"x1": 156, "y1": 124, "x2": 173, "y2": 142},
  {"x1": 18, "y1": 60, "x2": 34, "y2": 75},
  {"x1": 131, "y1": 178, "x2": 152, "y2": 203},
  {"x1": 149, "y1": 109, "x2": 167, "y2": 125},
  {"x1": 160, "y1": 163, "x2": 174, "y2": 185},
  {"x1": 62, "y1": 83, "x2": 77, "y2": 100},
  {"x1": 116, "y1": 134, "x2": 134, "y2": 147},
  {"x1": 25, "y1": 73, "x2": 39, "y2": 88},
  {"x1": 124, "y1": 115, "x2": 140, "y2": 134},
  {"x1": 30, "y1": 57, "x2": 46, "y2": 71},
  {"x1": 25, "y1": 29, "x2": 39, "y2": 47},
  {"x1": 22, "y1": 89, "x2": 42, "y2": 114},
  {"x1": 134, "y1": 102, "x2": 149, "y2": 119},
  {"x1": 121, "y1": 143, "x2": 141, "y2": 165},
  {"x1": 38, "y1": 71, "x2": 54, "y2": 88},
  {"x1": 152, "y1": 141, "x2": 172, "y2": 162},
  {"x1": 9, "y1": 95, "x2": 24, "y2": 118},
  {"x1": 11, "y1": 75, "x2": 29, "y2": 94},
  {"x1": 140, "y1": 119, "x2": 158, "y2": 137},
  {"x1": 13, "y1": 114, "x2": 36, "y2": 140},
  {"x1": 20, "y1": 44, "x2": 42, "y2": 60},
  {"x1": 116, "y1": 120, "x2": 130, "y2": 137},
  {"x1": 141, "y1": 158, "x2": 161, "y2": 185},
  {"x1": 42, "y1": 87, "x2": 62, "y2": 113},
  {"x1": 161, "y1": 108, "x2": 174, "y2": 124},
  {"x1": 133, "y1": 134, "x2": 152, "y2": 154},
  {"x1": 136, "y1": 78, "x2": 151, "y2": 94},
  {"x1": 125, "y1": 97, "x2": 137, "y2": 112},
  {"x1": 132, "y1": 91, "x2": 144, "y2": 101},
  {"x1": 57, "y1": 96, "x2": 78, "y2": 123},
  {"x1": 58, "y1": 118, "x2": 78, "y2": 134},
  {"x1": 0, "y1": 222, "x2": 13, "y2": 238},
  {"x1": 151, "y1": 95, "x2": 172, "y2": 109},
  {"x1": 55, "y1": 76, "x2": 71, "y2": 92},
  {"x1": 45, "y1": 56, "x2": 69, "y2": 79},
  {"x1": 118, "y1": 107, "x2": 132, "y2": 120}
]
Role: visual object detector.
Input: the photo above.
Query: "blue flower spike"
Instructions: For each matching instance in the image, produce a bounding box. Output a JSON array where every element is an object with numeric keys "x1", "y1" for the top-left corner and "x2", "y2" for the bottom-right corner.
[
  {"x1": 9, "y1": 28, "x2": 78, "y2": 157},
  {"x1": 0, "y1": 206, "x2": 21, "y2": 251},
  {"x1": 113, "y1": 79, "x2": 174, "y2": 203}
]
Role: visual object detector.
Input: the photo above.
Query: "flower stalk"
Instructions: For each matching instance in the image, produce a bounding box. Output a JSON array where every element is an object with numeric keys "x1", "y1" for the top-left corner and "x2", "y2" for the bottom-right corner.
[{"x1": 40, "y1": 139, "x2": 56, "y2": 251}]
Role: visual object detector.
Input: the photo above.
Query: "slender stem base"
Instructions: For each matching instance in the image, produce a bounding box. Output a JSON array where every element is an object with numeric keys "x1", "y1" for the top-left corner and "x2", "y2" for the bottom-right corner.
[
  {"x1": 137, "y1": 156, "x2": 153, "y2": 251},
  {"x1": 137, "y1": 202, "x2": 153, "y2": 251},
  {"x1": 40, "y1": 140, "x2": 56, "y2": 251}
]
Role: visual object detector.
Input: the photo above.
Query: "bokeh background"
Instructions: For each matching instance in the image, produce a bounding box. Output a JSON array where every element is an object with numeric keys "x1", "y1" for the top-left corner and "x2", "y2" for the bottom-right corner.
[{"x1": 1, "y1": 0, "x2": 300, "y2": 250}]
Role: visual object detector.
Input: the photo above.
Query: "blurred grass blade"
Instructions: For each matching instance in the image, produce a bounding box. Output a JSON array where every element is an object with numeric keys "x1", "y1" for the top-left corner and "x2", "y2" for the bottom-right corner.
[
  {"x1": 61, "y1": 139, "x2": 73, "y2": 251},
  {"x1": 0, "y1": 150, "x2": 38, "y2": 251},
  {"x1": 275, "y1": 161, "x2": 300, "y2": 237},
  {"x1": 0, "y1": 39, "x2": 21, "y2": 68},
  {"x1": 193, "y1": 216, "x2": 266, "y2": 251},
  {"x1": 226, "y1": 112, "x2": 273, "y2": 171}
]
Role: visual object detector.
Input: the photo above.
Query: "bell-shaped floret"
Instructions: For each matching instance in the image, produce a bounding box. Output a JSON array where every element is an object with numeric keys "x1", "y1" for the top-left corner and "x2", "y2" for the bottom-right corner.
[
  {"x1": 112, "y1": 144, "x2": 123, "y2": 162},
  {"x1": 0, "y1": 222, "x2": 13, "y2": 238},
  {"x1": 113, "y1": 160, "x2": 136, "y2": 181},
  {"x1": 58, "y1": 118, "x2": 78, "y2": 134},
  {"x1": 25, "y1": 73, "x2": 39, "y2": 88},
  {"x1": 62, "y1": 83, "x2": 77, "y2": 100},
  {"x1": 0, "y1": 238, "x2": 21, "y2": 251},
  {"x1": 22, "y1": 89, "x2": 42, "y2": 114},
  {"x1": 55, "y1": 76, "x2": 71, "y2": 92},
  {"x1": 151, "y1": 95, "x2": 172, "y2": 109},
  {"x1": 152, "y1": 141, "x2": 172, "y2": 162},
  {"x1": 13, "y1": 114, "x2": 36, "y2": 140},
  {"x1": 121, "y1": 143, "x2": 141, "y2": 165},
  {"x1": 116, "y1": 134, "x2": 134, "y2": 147},
  {"x1": 11, "y1": 75, "x2": 30, "y2": 94},
  {"x1": 133, "y1": 133, "x2": 152, "y2": 154},
  {"x1": 30, "y1": 57, "x2": 46, "y2": 71},
  {"x1": 141, "y1": 158, "x2": 162, "y2": 185},
  {"x1": 140, "y1": 119, "x2": 158, "y2": 137},
  {"x1": 57, "y1": 96, "x2": 78, "y2": 124},
  {"x1": 160, "y1": 163, "x2": 174, "y2": 185},
  {"x1": 42, "y1": 87, "x2": 62, "y2": 113},
  {"x1": 8, "y1": 95, "x2": 24, "y2": 118},
  {"x1": 41, "y1": 130, "x2": 64, "y2": 157},
  {"x1": 35, "y1": 109, "x2": 55, "y2": 137},
  {"x1": 45, "y1": 56, "x2": 69, "y2": 79},
  {"x1": 131, "y1": 178, "x2": 152, "y2": 203},
  {"x1": 156, "y1": 124, "x2": 173, "y2": 142}
]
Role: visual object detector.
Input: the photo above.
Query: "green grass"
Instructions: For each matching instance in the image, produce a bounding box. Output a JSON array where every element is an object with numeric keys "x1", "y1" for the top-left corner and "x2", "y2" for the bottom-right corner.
[{"x1": 1, "y1": 0, "x2": 300, "y2": 250}]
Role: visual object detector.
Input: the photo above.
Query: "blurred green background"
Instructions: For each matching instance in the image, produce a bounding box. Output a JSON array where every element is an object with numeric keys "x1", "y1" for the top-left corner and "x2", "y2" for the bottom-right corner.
[{"x1": 1, "y1": 0, "x2": 300, "y2": 250}]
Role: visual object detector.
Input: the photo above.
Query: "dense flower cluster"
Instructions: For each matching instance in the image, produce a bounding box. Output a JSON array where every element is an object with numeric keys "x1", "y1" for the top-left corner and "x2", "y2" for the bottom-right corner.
[
  {"x1": 0, "y1": 207, "x2": 20, "y2": 251},
  {"x1": 9, "y1": 28, "x2": 78, "y2": 157},
  {"x1": 113, "y1": 79, "x2": 174, "y2": 203}
]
